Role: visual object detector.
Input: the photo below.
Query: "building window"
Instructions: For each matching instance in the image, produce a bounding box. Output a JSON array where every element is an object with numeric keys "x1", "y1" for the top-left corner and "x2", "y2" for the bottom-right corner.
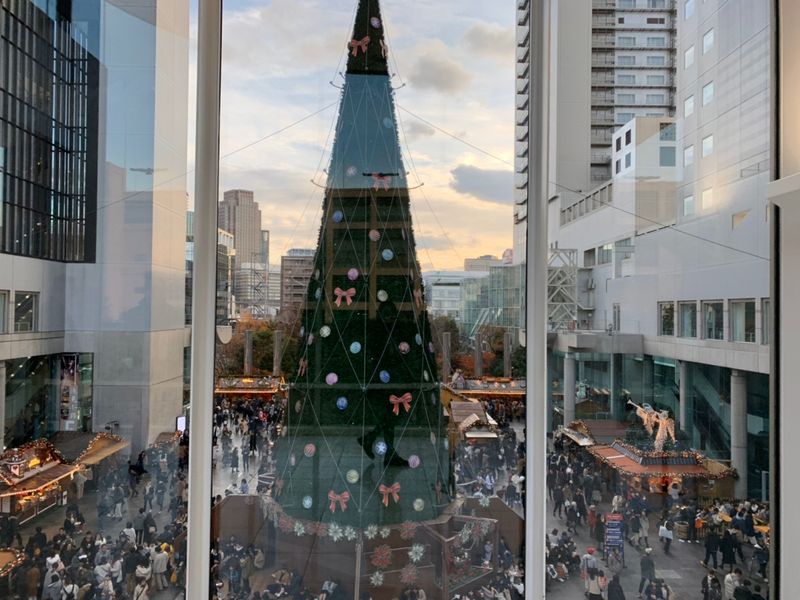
[
  {"x1": 730, "y1": 299, "x2": 756, "y2": 342},
  {"x1": 659, "y1": 122, "x2": 676, "y2": 141},
  {"x1": 647, "y1": 17, "x2": 666, "y2": 24},
  {"x1": 613, "y1": 303, "x2": 621, "y2": 331},
  {"x1": 702, "y1": 134, "x2": 714, "y2": 156},
  {"x1": 679, "y1": 302, "x2": 697, "y2": 337},
  {"x1": 732, "y1": 210, "x2": 749, "y2": 229},
  {"x1": 646, "y1": 94, "x2": 665, "y2": 104},
  {"x1": 648, "y1": 0, "x2": 666, "y2": 7},
  {"x1": 597, "y1": 243, "x2": 613, "y2": 264},
  {"x1": 615, "y1": 159, "x2": 622, "y2": 174},
  {"x1": 703, "y1": 28, "x2": 715, "y2": 53},
  {"x1": 619, "y1": 55, "x2": 636, "y2": 66},
  {"x1": 647, "y1": 74, "x2": 666, "y2": 85},
  {"x1": 646, "y1": 55, "x2": 666, "y2": 66},
  {"x1": 683, "y1": 194, "x2": 695, "y2": 216},
  {"x1": 762, "y1": 298, "x2": 770, "y2": 345},
  {"x1": 703, "y1": 81, "x2": 714, "y2": 105},
  {"x1": 702, "y1": 187, "x2": 713, "y2": 210},
  {"x1": 618, "y1": 74, "x2": 636, "y2": 85},
  {"x1": 616, "y1": 137, "x2": 622, "y2": 152},
  {"x1": 684, "y1": 0, "x2": 695, "y2": 19},
  {"x1": 618, "y1": 93, "x2": 636, "y2": 104},
  {"x1": 584, "y1": 248, "x2": 596, "y2": 268},
  {"x1": 619, "y1": 36, "x2": 636, "y2": 47},
  {"x1": 14, "y1": 292, "x2": 38, "y2": 333},
  {"x1": 0, "y1": 291, "x2": 7, "y2": 334},
  {"x1": 618, "y1": 0, "x2": 635, "y2": 8},
  {"x1": 658, "y1": 301, "x2": 675, "y2": 336},
  {"x1": 684, "y1": 95, "x2": 695, "y2": 117},
  {"x1": 702, "y1": 300, "x2": 724, "y2": 340},
  {"x1": 625, "y1": 153, "x2": 632, "y2": 168},
  {"x1": 647, "y1": 37, "x2": 666, "y2": 47},
  {"x1": 684, "y1": 45, "x2": 695, "y2": 68},
  {"x1": 684, "y1": 145, "x2": 695, "y2": 166},
  {"x1": 617, "y1": 113, "x2": 635, "y2": 125},
  {"x1": 659, "y1": 146, "x2": 676, "y2": 166},
  {"x1": 625, "y1": 130, "x2": 632, "y2": 145}
]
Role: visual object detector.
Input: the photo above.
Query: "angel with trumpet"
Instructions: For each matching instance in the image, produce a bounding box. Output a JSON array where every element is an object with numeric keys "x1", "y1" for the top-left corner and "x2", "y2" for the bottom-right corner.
[{"x1": 627, "y1": 399, "x2": 676, "y2": 452}]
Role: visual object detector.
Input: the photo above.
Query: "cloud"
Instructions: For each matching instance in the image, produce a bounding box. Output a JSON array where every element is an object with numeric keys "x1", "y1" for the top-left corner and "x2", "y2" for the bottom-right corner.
[
  {"x1": 403, "y1": 120, "x2": 436, "y2": 142},
  {"x1": 462, "y1": 23, "x2": 515, "y2": 60},
  {"x1": 407, "y1": 50, "x2": 473, "y2": 94},
  {"x1": 449, "y1": 165, "x2": 513, "y2": 205}
]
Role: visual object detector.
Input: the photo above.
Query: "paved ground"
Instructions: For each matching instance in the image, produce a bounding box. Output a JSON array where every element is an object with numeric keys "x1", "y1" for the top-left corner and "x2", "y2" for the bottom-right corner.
[{"x1": 543, "y1": 496, "x2": 769, "y2": 600}]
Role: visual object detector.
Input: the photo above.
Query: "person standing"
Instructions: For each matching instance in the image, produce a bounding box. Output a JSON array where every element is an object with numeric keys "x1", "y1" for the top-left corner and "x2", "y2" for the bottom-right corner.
[
  {"x1": 704, "y1": 528, "x2": 720, "y2": 569},
  {"x1": 151, "y1": 544, "x2": 169, "y2": 591},
  {"x1": 607, "y1": 573, "x2": 626, "y2": 600},
  {"x1": 702, "y1": 570, "x2": 722, "y2": 600},
  {"x1": 586, "y1": 568, "x2": 605, "y2": 600},
  {"x1": 638, "y1": 548, "x2": 655, "y2": 598},
  {"x1": 720, "y1": 531, "x2": 737, "y2": 572},
  {"x1": 723, "y1": 568, "x2": 742, "y2": 600},
  {"x1": 639, "y1": 512, "x2": 651, "y2": 549}
]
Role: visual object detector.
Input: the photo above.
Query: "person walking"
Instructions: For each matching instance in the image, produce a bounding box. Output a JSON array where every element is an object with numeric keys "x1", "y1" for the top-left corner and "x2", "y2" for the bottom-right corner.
[
  {"x1": 720, "y1": 531, "x2": 737, "y2": 572},
  {"x1": 638, "y1": 547, "x2": 655, "y2": 598},
  {"x1": 703, "y1": 527, "x2": 720, "y2": 568},
  {"x1": 659, "y1": 515, "x2": 674, "y2": 555},
  {"x1": 151, "y1": 544, "x2": 169, "y2": 591},
  {"x1": 586, "y1": 568, "x2": 605, "y2": 600},
  {"x1": 639, "y1": 512, "x2": 651, "y2": 549},
  {"x1": 723, "y1": 568, "x2": 742, "y2": 600},
  {"x1": 607, "y1": 573, "x2": 626, "y2": 600},
  {"x1": 702, "y1": 570, "x2": 722, "y2": 600}
]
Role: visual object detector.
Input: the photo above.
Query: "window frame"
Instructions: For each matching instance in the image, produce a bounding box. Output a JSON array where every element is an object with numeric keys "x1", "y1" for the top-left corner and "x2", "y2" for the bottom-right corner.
[
  {"x1": 658, "y1": 301, "x2": 676, "y2": 336},
  {"x1": 13, "y1": 291, "x2": 39, "y2": 333},
  {"x1": 702, "y1": 134, "x2": 714, "y2": 157},
  {"x1": 702, "y1": 300, "x2": 724, "y2": 340},
  {"x1": 684, "y1": 144, "x2": 695, "y2": 166},
  {"x1": 678, "y1": 301, "x2": 698, "y2": 337},
  {"x1": 703, "y1": 28, "x2": 715, "y2": 54},
  {"x1": 730, "y1": 298, "x2": 756, "y2": 343},
  {"x1": 0, "y1": 290, "x2": 7, "y2": 334},
  {"x1": 703, "y1": 81, "x2": 715, "y2": 105},
  {"x1": 685, "y1": 45, "x2": 695, "y2": 69},
  {"x1": 683, "y1": 194, "x2": 695, "y2": 216},
  {"x1": 685, "y1": 94, "x2": 695, "y2": 117}
]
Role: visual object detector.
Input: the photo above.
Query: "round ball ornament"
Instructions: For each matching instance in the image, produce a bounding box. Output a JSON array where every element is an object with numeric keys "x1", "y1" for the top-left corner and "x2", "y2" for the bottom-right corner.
[
  {"x1": 428, "y1": 342, "x2": 435, "y2": 353},
  {"x1": 350, "y1": 341, "x2": 362, "y2": 354},
  {"x1": 347, "y1": 268, "x2": 359, "y2": 281},
  {"x1": 369, "y1": 229, "x2": 381, "y2": 242},
  {"x1": 307, "y1": 334, "x2": 314, "y2": 346},
  {"x1": 289, "y1": 453, "x2": 297, "y2": 467},
  {"x1": 382, "y1": 117, "x2": 393, "y2": 129},
  {"x1": 377, "y1": 290, "x2": 388, "y2": 302},
  {"x1": 379, "y1": 370, "x2": 390, "y2": 383},
  {"x1": 413, "y1": 499, "x2": 425, "y2": 512},
  {"x1": 374, "y1": 441, "x2": 388, "y2": 456},
  {"x1": 303, "y1": 443, "x2": 316, "y2": 458},
  {"x1": 302, "y1": 496, "x2": 313, "y2": 509},
  {"x1": 315, "y1": 288, "x2": 322, "y2": 300},
  {"x1": 320, "y1": 325, "x2": 331, "y2": 338},
  {"x1": 415, "y1": 333, "x2": 423, "y2": 345},
  {"x1": 336, "y1": 396, "x2": 348, "y2": 410},
  {"x1": 423, "y1": 370, "x2": 430, "y2": 382},
  {"x1": 294, "y1": 401, "x2": 302, "y2": 413},
  {"x1": 370, "y1": 16, "x2": 382, "y2": 28},
  {"x1": 346, "y1": 165, "x2": 358, "y2": 177},
  {"x1": 325, "y1": 372, "x2": 338, "y2": 385},
  {"x1": 381, "y1": 249, "x2": 394, "y2": 261},
  {"x1": 408, "y1": 454, "x2": 420, "y2": 469},
  {"x1": 398, "y1": 341, "x2": 410, "y2": 354},
  {"x1": 332, "y1": 210, "x2": 344, "y2": 223},
  {"x1": 346, "y1": 469, "x2": 359, "y2": 484}
]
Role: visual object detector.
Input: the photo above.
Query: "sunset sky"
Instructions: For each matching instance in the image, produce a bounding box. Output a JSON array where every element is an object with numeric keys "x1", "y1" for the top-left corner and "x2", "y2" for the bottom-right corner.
[{"x1": 188, "y1": 0, "x2": 517, "y2": 271}]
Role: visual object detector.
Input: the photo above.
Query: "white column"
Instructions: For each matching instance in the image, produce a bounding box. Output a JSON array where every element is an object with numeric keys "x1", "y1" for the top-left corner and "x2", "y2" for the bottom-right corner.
[
  {"x1": 0, "y1": 361, "x2": 5, "y2": 450},
  {"x1": 186, "y1": 0, "x2": 222, "y2": 595},
  {"x1": 678, "y1": 360, "x2": 688, "y2": 431},
  {"x1": 564, "y1": 352, "x2": 576, "y2": 425},
  {"x1": 730, "y1": 370, "x2": 748, "y2": 499}
]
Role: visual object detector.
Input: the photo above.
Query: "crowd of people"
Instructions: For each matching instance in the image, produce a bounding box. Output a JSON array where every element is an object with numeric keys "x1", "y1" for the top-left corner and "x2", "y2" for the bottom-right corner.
[{"x1": 544, "y1": 435, "x2": 771, "y2": 600}]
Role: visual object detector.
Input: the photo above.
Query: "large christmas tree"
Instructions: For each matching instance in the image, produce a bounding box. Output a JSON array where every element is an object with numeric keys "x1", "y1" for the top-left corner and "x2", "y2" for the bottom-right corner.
[{"x1": 274, "y1": 0, "x2": 451, "y2": 530}]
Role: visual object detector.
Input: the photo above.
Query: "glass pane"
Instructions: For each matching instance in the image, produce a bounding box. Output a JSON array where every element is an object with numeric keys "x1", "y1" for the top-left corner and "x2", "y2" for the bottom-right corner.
[
  {"x1": 212, "y1": 1, "x2": 524, "y2": 598},
  {"x1": 1, "y1": 0, "x2": 194, "y2": 598}
]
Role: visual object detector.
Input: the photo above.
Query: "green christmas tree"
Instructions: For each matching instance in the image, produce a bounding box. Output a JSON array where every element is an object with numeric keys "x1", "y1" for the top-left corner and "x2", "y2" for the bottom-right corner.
[{"x1": 274, "y1": 0, "x2": 450, "y2": 530}]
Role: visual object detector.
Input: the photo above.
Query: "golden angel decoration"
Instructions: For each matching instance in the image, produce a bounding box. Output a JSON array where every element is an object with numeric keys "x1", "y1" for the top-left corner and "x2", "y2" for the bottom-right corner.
[{"x1": 628, "y1": 400, "x2": 676, "y2": 452}]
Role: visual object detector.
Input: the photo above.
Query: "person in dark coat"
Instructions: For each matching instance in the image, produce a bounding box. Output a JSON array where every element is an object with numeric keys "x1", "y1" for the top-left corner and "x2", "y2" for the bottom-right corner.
[
  {"x1": 638, "y1": 548, "x2": 655, "y2": 595},
  {"x1": 720, "y1": 530, "x2": 737, "y2": 572},
  {"x1": 702, "y1": 570, "x2": 722, "y2": 600},
  {"x1": 607, "y1": 573, "x2": 626, "y2": 600},
  {"x1": 703, "y1": 528, "x2": 720, "y2": 568}
]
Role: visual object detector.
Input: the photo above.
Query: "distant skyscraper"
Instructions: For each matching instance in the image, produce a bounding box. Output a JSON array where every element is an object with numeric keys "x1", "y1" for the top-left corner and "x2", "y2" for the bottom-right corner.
[
  {"x1": 280, "y1": 249, "x2": 315, "y2": 313},
  {"x1": 464, "y1": 254, "x2": 503, "y2": 272}
]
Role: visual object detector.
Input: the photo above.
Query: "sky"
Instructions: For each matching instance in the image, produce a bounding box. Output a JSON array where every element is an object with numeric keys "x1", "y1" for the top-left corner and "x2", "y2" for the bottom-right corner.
[{"x1": 188, "y1": 0, "x2": 517, "y2": 271}]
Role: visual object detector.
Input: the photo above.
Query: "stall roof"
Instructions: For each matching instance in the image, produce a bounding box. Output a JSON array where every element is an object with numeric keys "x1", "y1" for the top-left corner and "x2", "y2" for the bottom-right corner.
[
  {"x1": 587, "y1": 443, "x2": 735, "y2": 480},
  {"x1": 0, "y1": 463, "x2": 78, "y2": 498},
  {"x1": 50, "y1": 432, "x2": 129, "y2": 464},
  {"x1": 449, "y1": 401, "x2": 490, "y2": 425},
  {"x1": 465, "y1": 431, "x2": 498, "y2": 439}
]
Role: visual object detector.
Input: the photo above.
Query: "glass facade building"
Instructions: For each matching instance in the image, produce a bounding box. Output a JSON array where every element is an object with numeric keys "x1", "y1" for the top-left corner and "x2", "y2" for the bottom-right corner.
[{"x1": 0, "y1": 0, "x2": 98, "y2": 261}]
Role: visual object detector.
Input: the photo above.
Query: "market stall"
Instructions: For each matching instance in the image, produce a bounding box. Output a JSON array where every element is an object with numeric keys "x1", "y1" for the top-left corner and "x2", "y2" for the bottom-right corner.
[
  {"x1": 0, "y1": 441, "x2": 81, "y2": 524},
  {"x1": 446, "y1": 400, "x2": 497, "y2": 452},
  {"x1": 50, "y1": 432, "x2": 130, "y2": 498}
]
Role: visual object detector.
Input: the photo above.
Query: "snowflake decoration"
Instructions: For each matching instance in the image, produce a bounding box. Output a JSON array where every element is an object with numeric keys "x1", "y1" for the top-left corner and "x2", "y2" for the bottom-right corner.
[
  {"x1": 379, "y1": 527, "x2": 391, "y2": 539},
  {"x1": 344, "y1": 526, "x2": 358, "y2": 541},
  {"x1": 400, "y1": 563, "x2": 419, "y2": 585},
  {"x1": 458, "y1": 523, "x2": 474, "y2": 545},
  {"x1": 293, "y1": 521, "x2": 306, "y2": 537},
  {"x1": 479, "y1": 495, "x2": 491, "y2": 508},
  {"x1": 408, "y1": 544, "x2": 425, "y2": 564},
  {"x1": 328, "y1": 522, "x2": 343, "y2": 542},
  {"x1": 400, "y1": 521, "x2": 418, "y2": 540},
  {"x1": 371, "y1": 544, "x2": 392, "y2": 569},
  {"x1": 364, "y1": 525, "x2": 379, "y2": 540},
  {"x1": 370, "y1": 571, "x2": 385, "y2": 587}
]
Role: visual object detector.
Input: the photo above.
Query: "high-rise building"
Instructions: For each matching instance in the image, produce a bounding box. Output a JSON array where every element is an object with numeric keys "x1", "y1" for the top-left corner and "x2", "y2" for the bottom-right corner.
[
  {"x1": 219, "y1": 189, "x2": 266, "y2": 317},
  {"x1": 464, "y1": 255, "x2": 503, "y2": 272},
  {"x1": 279, "y1": 249, "x2": 315, "y2": 313},
  {"x1": 514, "y1": 0, "x2": 677, "y2": 262},
  {"x1": 266, "y1": 264, "x2": 281, "y2": 316},
  {"x1": 1, "y1": 0, "x2": 190, "y2": 451},
  {"x1": 547, "y1": 0, "x2": 771, "y2": 498}
]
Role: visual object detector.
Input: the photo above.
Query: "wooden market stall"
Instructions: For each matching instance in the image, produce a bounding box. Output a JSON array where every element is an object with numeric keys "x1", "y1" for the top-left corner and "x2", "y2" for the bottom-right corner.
[
  {"x1": 51, "y1": 432, "x2": 130, "y2": 499},
  {"x1": 0, "y1": 441, "x2": 82, "y2": 524},
  {"x1": 446, "y1": 400, "x2": 498, "y2": 452},
  {"x1": 586, "y1": 440, "x2": 736, "y2": 502},
  {"x1": 215, "y1": 376, "x2": 285, "y2": 400}
]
